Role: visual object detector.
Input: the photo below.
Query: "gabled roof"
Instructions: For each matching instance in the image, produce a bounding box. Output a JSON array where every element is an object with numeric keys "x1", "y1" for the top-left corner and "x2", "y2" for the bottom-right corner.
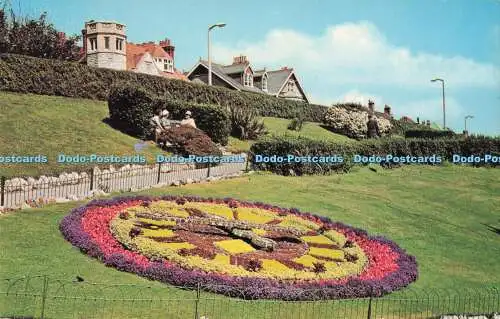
[
  {"x1": 186, "y1": 60, "x2": 264, "y2": 93},
  {"x1": 221, "y1": 63, "x2": 248, "y2": 75},
  {"x1": 266, "y1": 68, "x2": 294, "y2": 95},
  {"x1": 126, "y1": 43, "x2": 150, "y2": 70},
  {"x1": 254, "y1": 69, "x2": 267, "y2": 78},
  {"x1": 267, "y1": 68, "x2": 309, "y2": 103}
]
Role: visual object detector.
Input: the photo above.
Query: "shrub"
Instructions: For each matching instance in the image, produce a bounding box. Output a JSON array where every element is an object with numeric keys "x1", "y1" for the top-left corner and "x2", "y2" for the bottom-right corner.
[
  {"x1": 108, "y1": 82, "x2": 156, "y2": 138},
  {"x1": 157, "y1": 98, "x2": 230, "y2": 145},
  {"x1": 230, "y1": 105, "x2": 267, "y2": 140},
  {"x1": 250, "y1": 135, "x2": 500, "y2": 175},
  {"x1": 159, "y1": 126, "x2": 222, "y2": 157},
  {"x1": 108, "y1": 83, "x2": 230, "y2": 144},
  {"x1": 287, "y1": 114, "x2": 305, "y2": 131},
  {"x1": 323, "y1": 106, "x2": 391, "y2": 139},
  {"x1": 405, "y1": 129, "x2": 456, "y2": 139}
]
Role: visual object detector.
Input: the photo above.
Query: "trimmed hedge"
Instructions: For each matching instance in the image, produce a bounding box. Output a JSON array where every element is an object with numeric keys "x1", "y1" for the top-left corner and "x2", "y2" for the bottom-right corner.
[
  {"x1": 108, "y1": 83, "x2": 230, "y2": 144},
  {"x1": 107, "y1": 83, "x2": 155, "y2": 138},
  {"x1": 405, "y1": 129, "x2": 456, "y2": 139},
  {"x1": 250, "y1": 135, "x2": 500, "y2": 175},
  {"x1": 0, "y1": 53, "x2": 327, "y2": 122}
]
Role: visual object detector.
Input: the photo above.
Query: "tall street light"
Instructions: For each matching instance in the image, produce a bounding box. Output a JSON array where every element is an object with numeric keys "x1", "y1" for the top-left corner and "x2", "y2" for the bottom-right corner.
[
  {"x1": 208, "y1": 22, "x2": 226, "y2": 86},
  {"x1": 430, "y1": 78, "x2": 446, "y2": 129},
  {"x1": 464, "y1": 115, "x2": 474, "y2": 132}
]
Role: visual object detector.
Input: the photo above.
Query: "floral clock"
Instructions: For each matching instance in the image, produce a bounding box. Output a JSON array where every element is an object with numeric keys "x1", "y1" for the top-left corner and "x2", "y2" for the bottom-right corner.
[{"x1": 60, "y1": 195, "x2": 418, "y2": 300}]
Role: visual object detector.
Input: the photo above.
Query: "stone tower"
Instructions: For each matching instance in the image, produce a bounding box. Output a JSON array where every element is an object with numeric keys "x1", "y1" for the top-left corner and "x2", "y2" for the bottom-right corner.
[{"x1": 82, "y1": 20, "x2": 127, "y2": 70}]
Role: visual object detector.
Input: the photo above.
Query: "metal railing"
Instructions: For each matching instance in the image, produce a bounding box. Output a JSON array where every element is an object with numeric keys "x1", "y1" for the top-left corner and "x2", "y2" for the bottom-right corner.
[
  {"x1": 0, "y1": 276, "x2": 498, "y2": 319},
  {"x1": 0, "y1": 160, "x2": 248, "y2": 209}
]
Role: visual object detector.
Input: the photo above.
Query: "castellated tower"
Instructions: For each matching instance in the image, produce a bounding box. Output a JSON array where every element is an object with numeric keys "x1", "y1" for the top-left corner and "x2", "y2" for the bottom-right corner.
[{"x1": 82, "y1": 20, "x2": 127, "y2": 70}]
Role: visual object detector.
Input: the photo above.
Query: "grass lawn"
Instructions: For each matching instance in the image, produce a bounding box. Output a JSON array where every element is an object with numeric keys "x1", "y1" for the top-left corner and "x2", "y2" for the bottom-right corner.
[
  {"x1": 0, "y1": 166, "x2": 499, "y2": 318},
  {"x1": 227, "y1": 117, "x2": 352, "y2": 153},
  {"x1": 0, "y1": 91, "x2": 167, "y2": 178}
]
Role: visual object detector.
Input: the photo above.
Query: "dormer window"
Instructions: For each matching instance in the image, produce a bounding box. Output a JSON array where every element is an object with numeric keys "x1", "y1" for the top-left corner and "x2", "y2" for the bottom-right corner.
[
  {"x1": 262, "y1": 75, "x2": 268, "y2": 91},
  {"x1": 244, "y1": 72, "x2": 253, "y2": 87}
]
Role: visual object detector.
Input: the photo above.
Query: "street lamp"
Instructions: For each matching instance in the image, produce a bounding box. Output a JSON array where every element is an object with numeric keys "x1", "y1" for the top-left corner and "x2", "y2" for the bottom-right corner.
[
  {"x1": 208, "y1": 22, "x2": 226, "y2": 86},
  {"x1": 430, "y1": 78, "x2": 446, "y2": 129},
  {"x1": 464, "y1": 115, "x2": 474, "y2": 132}
]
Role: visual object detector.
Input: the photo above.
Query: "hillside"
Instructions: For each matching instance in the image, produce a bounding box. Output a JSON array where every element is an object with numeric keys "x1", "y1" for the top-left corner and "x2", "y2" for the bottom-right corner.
[
  {"x1": 0, "y1": 92, "x2": 351, "y2": 177},
  {"x1": 228, "y1": 117, "x2": 353, "y2": 153},
  {"x1": 0, "y1": 92, "x2": 165, "y2": 177}
]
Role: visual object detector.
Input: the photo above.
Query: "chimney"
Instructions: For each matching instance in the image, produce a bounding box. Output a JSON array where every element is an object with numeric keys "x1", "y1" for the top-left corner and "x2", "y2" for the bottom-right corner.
[
  {"x1": 233, "y1": 55, "x2": 248, "y2": 64},
  {"x1": 160, "y1": 38, "x2": 175, "y2": 60}
]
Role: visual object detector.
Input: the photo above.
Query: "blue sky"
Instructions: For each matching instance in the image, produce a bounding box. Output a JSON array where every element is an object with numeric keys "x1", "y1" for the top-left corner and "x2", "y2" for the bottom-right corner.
[{"x1": 13, "y1": 0, "x2": 500, "y2": 135}]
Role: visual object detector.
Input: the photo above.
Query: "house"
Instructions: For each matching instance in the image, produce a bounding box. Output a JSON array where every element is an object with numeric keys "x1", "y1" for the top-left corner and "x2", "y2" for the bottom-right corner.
[
  {"x1": 80, "y1": 20, "x2": 187, "y2": 80},
  {"x1": 186, "y1": 55, "x2": 309, "y2": 103}
]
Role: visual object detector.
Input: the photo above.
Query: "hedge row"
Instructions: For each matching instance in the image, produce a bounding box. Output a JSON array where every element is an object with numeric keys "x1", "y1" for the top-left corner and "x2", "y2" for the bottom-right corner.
[
  {"x1": 108, "y1": 83, "x2": 230, "y2": 145},
  {"x1": 405, "y1": 129, "x2": 456, "y2": 139},
  {"x1": 250, "y1": 135, "x2": 500, "y2": 175},
  {"x1": 0, "y1": 53, "x2": 329, "y2": 122}
]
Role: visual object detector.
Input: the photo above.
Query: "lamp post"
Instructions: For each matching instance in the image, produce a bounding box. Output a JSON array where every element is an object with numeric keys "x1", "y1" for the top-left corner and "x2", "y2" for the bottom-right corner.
[
  {"x1": 430, "y1": 78, "x2": 446, "y2": 129},
  {"x1": 208, "y1": 23, "x2": 226, "y2": 86},
  {"x1": 464, "y1": 115, "x2": 474, "y2": 132}
]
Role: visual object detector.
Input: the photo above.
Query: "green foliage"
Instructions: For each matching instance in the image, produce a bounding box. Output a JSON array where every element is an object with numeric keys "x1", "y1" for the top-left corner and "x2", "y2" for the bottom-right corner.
[
  {"x1": 107, "y1": 83, "x2": 230, "y2": 144},
  {"x1": 159, "y1": 126, "x2": 222, "y2": 157},
  {"x1": 390, "y1": 118, "x2": 427, "y2": 136},
  {"x1": 230, "y1": 105, "x2": 267, "y2": 140},
  {"x1": 0, "y1": 9, "x2": 80, "y2": 60},
  {"x1": 287, "y1": 113, "x2": 305, "y2": 131},
  {"x1": 250, "y1": 135, "x2": 500, "y2": 175},
  {"x1": 158, "y1": 99, "x2": 230, "y2": 145},
  {"x1": 107, "y1": 82, "x2": 156, "y2": 139},
  {"x1": 405, "y1": 129, "x2": 456, "y2": 139},
  {"x1": 0, "y1": 53, "x2": 327, "y2": 121}
]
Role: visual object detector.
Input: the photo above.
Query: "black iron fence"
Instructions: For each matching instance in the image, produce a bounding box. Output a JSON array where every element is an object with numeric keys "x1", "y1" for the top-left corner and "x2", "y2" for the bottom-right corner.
[
  {"x1": 0, "y1": 276, "x2": 498, "y2": 319},
  {"x1": 0, "y1": 159, "x2": 248, "y2": 209}
]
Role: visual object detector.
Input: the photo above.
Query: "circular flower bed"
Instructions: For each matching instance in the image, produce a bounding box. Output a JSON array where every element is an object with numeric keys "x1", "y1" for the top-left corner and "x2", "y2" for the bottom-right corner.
[{"x1": 60, "y1": 195, "x2": 418, "y2": 300}]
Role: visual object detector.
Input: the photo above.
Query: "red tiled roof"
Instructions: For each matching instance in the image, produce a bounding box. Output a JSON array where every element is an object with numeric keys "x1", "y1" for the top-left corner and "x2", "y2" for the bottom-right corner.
[
  {"x1": 141, "y1": 43, "x2": 172, "y2": 59},
  {"x1": 126, "y1": 42, "x2": 173, "y2": 69},
  {"x1": 126, "y1": 43, "x2": 148, "y2": 69}
]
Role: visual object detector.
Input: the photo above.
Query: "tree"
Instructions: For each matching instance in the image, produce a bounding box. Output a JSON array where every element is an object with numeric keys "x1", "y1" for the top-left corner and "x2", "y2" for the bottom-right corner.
[
  {"x1": 0, "y1": 7, "x2": 81, "y2": 60},
  {"x1": 0, "y1": 9, "x2": 8, "y2": 52}
]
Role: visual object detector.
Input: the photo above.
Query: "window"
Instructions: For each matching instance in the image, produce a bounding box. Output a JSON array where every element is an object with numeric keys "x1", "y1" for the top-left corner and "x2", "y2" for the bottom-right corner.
[
  {"x1": 287, "y1": 80, "x2": 295, "y2": 92},
  {"x1": 104, "y1": 37, "x2": 110, "y2": 49},
  {"x1": 116, "y1": 38, "x2": 123, "y2": 51},
  {"x1": 164, "y1": 59, "x2": 174, "y2": 72},
  {"x1": 89, "y1": 37, "x2": 97, "y2": 50},
  {"x1": 262, "y1": 75, "x2": 268, "y2": 91},
  {"x1": 244, "y1": 72, "x2": 253, "y2": 87}
]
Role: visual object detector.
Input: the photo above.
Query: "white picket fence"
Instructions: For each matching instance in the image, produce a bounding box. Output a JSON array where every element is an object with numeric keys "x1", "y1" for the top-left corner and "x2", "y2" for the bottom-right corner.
[{"x1": 0, "y1": 160, "x2": 248, "y2": 209}]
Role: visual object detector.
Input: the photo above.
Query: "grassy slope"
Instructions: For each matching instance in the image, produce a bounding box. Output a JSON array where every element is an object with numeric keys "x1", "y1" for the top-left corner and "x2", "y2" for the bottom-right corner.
[
  {"x1": 0, "y1": 92, "x2": 350, "y2": 176},
  {"x1": 0, "y1": 91, "x2": 166, "y2": 177},
  {"x1": 227, "y1": 117, "x2": 352, "y2": 153}
]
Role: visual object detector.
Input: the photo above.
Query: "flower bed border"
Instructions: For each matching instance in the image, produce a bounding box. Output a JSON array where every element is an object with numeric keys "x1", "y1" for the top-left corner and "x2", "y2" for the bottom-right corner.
[{"x1": 60, "y1": 195, "x2": 418, "y2": 300}]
